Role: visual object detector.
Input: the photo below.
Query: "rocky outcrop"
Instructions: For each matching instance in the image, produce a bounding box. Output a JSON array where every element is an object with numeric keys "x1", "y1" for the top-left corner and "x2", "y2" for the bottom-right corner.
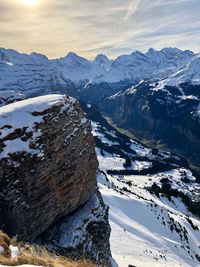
[
  {"x1": 40, "y1": 190, "x2": 111, "y2": 266},
  {"x1": 0, "y1": 94, "x2": 98, "y2": 241}
]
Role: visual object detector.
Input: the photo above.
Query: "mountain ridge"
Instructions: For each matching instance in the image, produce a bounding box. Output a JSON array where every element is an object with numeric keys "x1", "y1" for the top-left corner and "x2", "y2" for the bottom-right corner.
[
  {"x1": 0, "y1": 46, "x2": 199, "y2": 167},
  {"x1": 0, "y1": 47, "x2": 196, "y2": 92}
]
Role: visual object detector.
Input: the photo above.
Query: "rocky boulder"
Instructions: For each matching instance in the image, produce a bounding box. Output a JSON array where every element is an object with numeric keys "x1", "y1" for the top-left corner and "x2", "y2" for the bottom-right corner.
[{"x1": 0, "y1": 94, "x2": 98, "y2": 241}]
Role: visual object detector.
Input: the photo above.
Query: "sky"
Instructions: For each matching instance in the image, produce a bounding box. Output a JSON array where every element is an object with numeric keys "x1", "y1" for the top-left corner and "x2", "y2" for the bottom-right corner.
[{"x1": 0, "y1": 0, "x2": 199, "y2": 59}]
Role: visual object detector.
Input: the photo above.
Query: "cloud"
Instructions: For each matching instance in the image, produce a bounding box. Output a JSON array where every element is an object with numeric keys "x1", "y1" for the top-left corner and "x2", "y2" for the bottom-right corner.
[
  {"x1": 152, "y1": 0, "x2": 192, "y2": 6},
  {"x1": 0, "y1": 0, "x2": 199, "y2": 58},
  {"x1": 124, "y1": 0, "x2": 140, "y2": 20}
]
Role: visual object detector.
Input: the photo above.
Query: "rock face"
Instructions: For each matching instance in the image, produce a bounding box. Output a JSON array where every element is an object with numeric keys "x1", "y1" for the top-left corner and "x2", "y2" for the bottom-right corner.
[
  {"x1": 0, "y1": 94, "x2": 98, "y2": 241},
  {"x1": 41, "y1": 190, "x2": 111, "y2": 266}
]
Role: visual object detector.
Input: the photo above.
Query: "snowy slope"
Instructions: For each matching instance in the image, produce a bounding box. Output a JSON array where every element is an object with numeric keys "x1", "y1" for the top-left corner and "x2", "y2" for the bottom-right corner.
[
  {"x1": 0, "y1": 48, "x2": 74, "y2": 96},
  {"x1": 0, "y1": 94, "x2": 76, "y2": 159},
  {"x1": 99, "y1": 178, "x2": 200, "y2": 267},
  {"x1": 52, "y1": 52, "x2": 107, "y2": 86},
  {"x1": 83, "y1": 104, "x2": 200, "y2": 267},
  {"x1": 150, "y1": 56, "x2": 200, "y2": 120},
  {"x1": 153, "y1": 55, "x2": 200, "y2": 90}
]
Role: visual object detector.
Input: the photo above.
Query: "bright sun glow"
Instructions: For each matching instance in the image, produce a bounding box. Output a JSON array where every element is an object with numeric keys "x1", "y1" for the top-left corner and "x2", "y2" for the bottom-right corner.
[{"x1": 18, "y1": 0, "x2": 38, "y2": 5}]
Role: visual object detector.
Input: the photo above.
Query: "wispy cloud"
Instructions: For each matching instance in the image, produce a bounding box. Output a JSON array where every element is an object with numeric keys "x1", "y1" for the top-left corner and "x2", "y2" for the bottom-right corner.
[
  {"x1": 124, "y1": 0, "x2": 140, "y2": 20},
  {"x1": 0, "y1": 0, "x2": 199, "y2": 58}
]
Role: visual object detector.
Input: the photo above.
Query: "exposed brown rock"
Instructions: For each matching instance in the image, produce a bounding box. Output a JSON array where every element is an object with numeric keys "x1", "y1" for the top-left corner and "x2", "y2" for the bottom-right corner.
[
  {"x1": 0, "y1": 95, "x2": 98, "y2": 241},
  {"x1": 41, "y1": 189, "x2": 111, "y2": 267}
]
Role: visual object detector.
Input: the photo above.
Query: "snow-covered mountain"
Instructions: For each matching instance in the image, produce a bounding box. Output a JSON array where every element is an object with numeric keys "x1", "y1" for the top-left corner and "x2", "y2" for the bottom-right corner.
[
  {"x1": 0, "y1": 47, "x2": 195, "y2": 98},
  {"x1": 82, "y1": 103, "x2": 200, "y2": 267},
  {"x1": 79, "y1": 47, "x2": 195, "y2": 88},
  {"x1": 153, "y1": 55, "x2": 200, "y2": 89},
  {"x1": 95, "y1": 52, "x2": 200, "y2": 168},
  {"x1": 0, "y1": 46, "x2": 199, "y2": 168},
  {"x1": 51, "y1": 52, "x2": 105, "y2": 85},
  {"x1": 0, "y1": 48, "x2": 75, "y2": 97},
  {"x1": 101, "y1": 77, "x2": 200, "y2": 168},
  {"x1": 101, "y1": 47, "x2": 194, "y2": 84},
  {"x1": 94, "y1": 54, "x2": 113, "y2": 69}
]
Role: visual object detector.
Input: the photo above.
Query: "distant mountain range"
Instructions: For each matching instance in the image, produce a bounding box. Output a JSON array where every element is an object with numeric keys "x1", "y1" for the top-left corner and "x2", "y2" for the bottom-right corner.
[
  {"x1": 0, "y1": 47, "x2": 196, "y2": 94},
  {"x1": 0, "y1": 47, "x2": 200, "y2": 167}
]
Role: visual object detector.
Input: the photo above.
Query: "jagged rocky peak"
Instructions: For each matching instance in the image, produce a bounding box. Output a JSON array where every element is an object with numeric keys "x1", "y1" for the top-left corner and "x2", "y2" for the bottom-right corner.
[
  {"x1": 65, "y1": 51, "x2": 80, "y2": 58},
  {"x1": 0, "y1": 94, "x2": 98, "y2": 241},
  {"x1": 145, "y1": 47, "x2": 194, "y2": 58},
  {"x1": 0, "y1": 48, "x2": 20, "y2": 63},
  {"x1": 109, "y1": 47, "x2": 194, "y2": 83},
  {"x1": 95, "y1": 54, "x2": 109, "y2": 62},
  {"x1": 0, "y1": 48, "x2": 49, "y2": 65},
  {"x1": 147, "y1": 47, "x2": 157, "y2": 54},
  {"x1": 29, "y1": 52, "x2": 49, "y2": 63},
  {"x1": 62, "y1": 51, "x2": 89, "y2": 64},
  {"x1": 160, "y1": 47, "x2": 194, "y2": 57},
  {"x1": 94, "y1": 54, "x2": 112, "y2": 68}
]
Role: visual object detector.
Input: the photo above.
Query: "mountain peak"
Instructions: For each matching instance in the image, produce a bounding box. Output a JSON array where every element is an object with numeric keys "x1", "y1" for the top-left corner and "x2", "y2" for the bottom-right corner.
[
  {"x1": 95, "y1": 54, "x2": 109, "y2": 61},
  {"x1": 30, "y1": 52, "x2": 48, "y2": 61},
  {"x1": 62, "y1": 52, "x2": 88, "y2": 64},
  {"x1": 94, "y1": 54, "x2": 111, "y2": 68},
  {"x1": 147, "y1": 48, "x2": 157, "y2": 54},
  {"x1": 161, "y1": 47, "x2": 194, "y2": 56},
  {"x1": 66, "y1": 51, "x2": 79, "y2": 58}
]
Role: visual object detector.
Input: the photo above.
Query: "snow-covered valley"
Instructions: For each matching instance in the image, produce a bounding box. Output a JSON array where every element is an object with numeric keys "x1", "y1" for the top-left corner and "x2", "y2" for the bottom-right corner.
[{"x1": 82, "y1": 104, "x2": 200, "y2": 267}]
